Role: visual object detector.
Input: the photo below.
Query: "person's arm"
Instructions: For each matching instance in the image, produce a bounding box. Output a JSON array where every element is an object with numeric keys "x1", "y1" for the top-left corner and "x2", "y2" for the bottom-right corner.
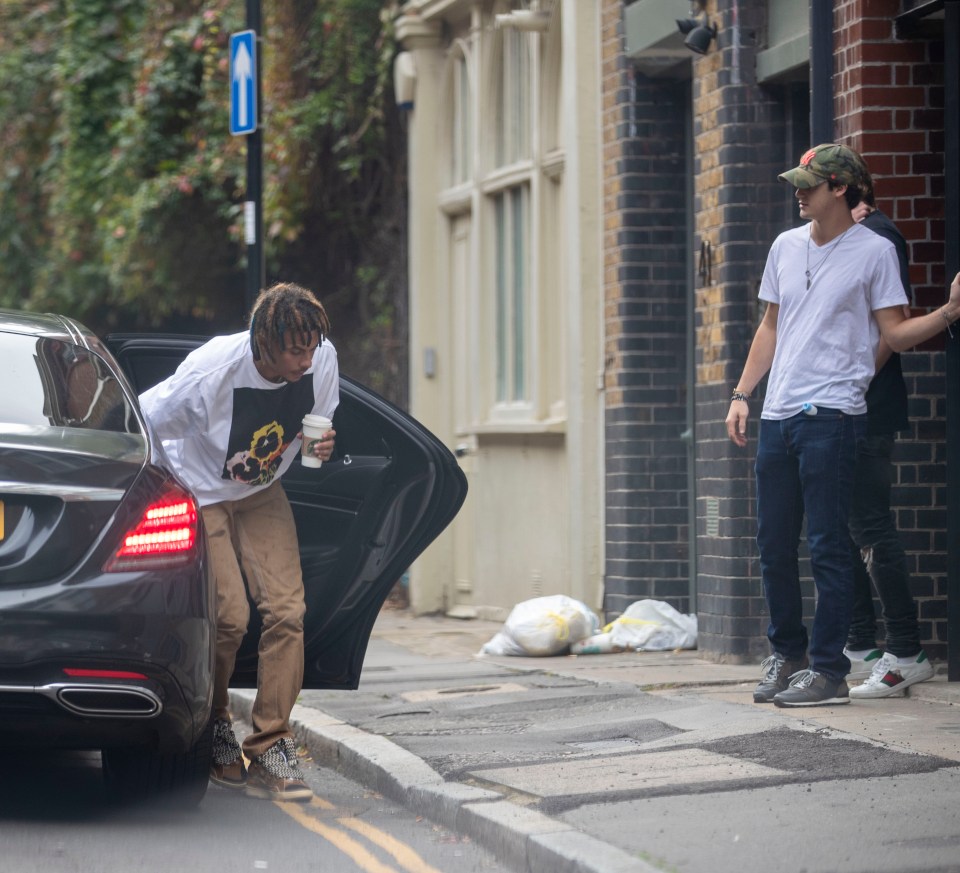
[
  {"x1": 875, "y1": 337, "x2": 894, "y2": 372},
  {"x1": 874, "y1": 305, "x2": 909, "y2": 371},
  {"x1": 725, "y1": 302, "x2": 779, "y2": 447},
  {"x1": 875, "y1": 272, "x2": 960, "y2": 352}
]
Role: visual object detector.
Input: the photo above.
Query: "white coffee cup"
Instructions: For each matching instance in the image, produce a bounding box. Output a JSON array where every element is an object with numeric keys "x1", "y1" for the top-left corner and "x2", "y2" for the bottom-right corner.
[{"x1": 301, "y1": 414, "x2": 332, "y2": 468}]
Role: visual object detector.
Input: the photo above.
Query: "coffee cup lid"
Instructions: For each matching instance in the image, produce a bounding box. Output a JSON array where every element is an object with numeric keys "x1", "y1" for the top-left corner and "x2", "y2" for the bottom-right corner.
[{"x1": 303, "y1": 413, "x2": 332, "y2": 427}]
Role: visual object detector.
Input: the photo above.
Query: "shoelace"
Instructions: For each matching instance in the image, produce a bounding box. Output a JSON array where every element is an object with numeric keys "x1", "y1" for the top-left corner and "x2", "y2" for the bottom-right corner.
[
  {"x1": 862, "y1": 654, "x2": 898, "y2": 684},
  {"x1": 760, "y1": 654, "x2": 785, "y2": 678},
  {"x1": 787, "y1": 669, "x2": 818, "y2": 689},
  {"x1": 280, "y1": 738, "x2": 299, "y2": 767}
]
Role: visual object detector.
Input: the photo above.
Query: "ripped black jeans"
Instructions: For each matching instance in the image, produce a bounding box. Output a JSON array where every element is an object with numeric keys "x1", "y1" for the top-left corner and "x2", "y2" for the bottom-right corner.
[{"x1": 846, "y1": 434, "x2": 921, "y2": 658}]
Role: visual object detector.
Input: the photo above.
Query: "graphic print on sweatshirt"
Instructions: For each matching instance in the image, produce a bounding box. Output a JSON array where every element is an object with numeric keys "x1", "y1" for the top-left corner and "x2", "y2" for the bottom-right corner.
[{"x1": 221, "y1": 376, "x2": 315, "y2": 485}]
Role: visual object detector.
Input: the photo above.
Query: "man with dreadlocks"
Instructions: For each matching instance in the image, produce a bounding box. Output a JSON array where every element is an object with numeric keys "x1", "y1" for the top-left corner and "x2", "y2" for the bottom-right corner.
[{"x1": 140, "y1": 282, "x2": 338, "y2": 801}]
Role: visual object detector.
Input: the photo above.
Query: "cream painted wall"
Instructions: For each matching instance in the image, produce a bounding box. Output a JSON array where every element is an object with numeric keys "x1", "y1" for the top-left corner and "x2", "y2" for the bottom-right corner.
[
  {"x1": 471, "y1": 438, "x2": 568, "y2": 619},
  {"x1": 397, "y1": 0, "x2": 604, "y2": 618},
  {"x1": 394, "y1": 11, "x2": 451, "y2": 615}
]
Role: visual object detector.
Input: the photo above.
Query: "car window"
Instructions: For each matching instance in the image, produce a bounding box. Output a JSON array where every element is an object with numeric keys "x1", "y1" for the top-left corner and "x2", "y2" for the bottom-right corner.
[{"x1": 0, "y1": 333, "x2": 139, "y2": 434}]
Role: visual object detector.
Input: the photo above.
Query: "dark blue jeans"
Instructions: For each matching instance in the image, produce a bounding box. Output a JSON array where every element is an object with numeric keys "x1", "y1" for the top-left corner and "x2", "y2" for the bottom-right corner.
[
  {"x1": 756, "y1": 410, "x2": 866, "y2": 681},
  {"x1": 846, "y1": 433, "x2": 921, "y2": 657}
]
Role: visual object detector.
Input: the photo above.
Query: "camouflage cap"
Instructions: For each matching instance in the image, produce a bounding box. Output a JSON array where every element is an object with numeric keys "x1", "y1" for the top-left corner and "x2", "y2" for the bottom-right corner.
[{"x1": 778, "y1": 143, "x2": 866, "y2": 189}]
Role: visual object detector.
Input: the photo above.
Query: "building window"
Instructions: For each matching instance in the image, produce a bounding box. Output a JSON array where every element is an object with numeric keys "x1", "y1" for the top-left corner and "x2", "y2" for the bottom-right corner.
[
  {"x1": 489, "y1": 19, "x2": 533, "y2": 410},
  {"x1": 435, "y1": 4, "x2": 564, "y2": 426},
  {"x1": 494, "y1": 186, "x2": 528, "y2": 403},
  {"x1": 495, "y1": 27, "x2": 531, "y2": 166}
]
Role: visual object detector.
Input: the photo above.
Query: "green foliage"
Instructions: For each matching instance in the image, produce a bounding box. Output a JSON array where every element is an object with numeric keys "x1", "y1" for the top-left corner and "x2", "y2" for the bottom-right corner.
[
  {"x1": 0, "y1": 2, "x2": 64, "y2": 305},
  {"x1": 0, "y1": 0, "x2": 409, "y2": 402}
]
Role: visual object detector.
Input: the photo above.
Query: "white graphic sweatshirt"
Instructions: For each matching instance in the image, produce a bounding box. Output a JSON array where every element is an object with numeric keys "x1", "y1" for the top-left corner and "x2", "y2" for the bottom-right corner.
[{"x1": 139, "y1": 331, "x2": 339, "y2": 507}]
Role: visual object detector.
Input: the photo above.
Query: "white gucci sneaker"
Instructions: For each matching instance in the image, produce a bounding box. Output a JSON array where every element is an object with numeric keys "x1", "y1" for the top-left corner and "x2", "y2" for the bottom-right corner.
[
  {"x1": 843, "y1": 647, "x2": 882, "y2": 682},
  {"x1": 849, "y1": 651, "x2": 934, "y2": 699}
]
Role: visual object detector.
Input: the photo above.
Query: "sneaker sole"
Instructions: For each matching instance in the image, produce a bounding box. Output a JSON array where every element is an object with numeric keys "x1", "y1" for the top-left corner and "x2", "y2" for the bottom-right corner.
[
  {"x1": 210, "y1": 773, "x2": 247, "y2": 790},
  {"x1": 849, "y1": 668, "x2": 935, "y2": 699},
  {"x1": 774, "y1": 696, "x2": 850, "y2": 708},
  {"x1": 245, "y1": 784, "x2": 313, "y2": 802}
]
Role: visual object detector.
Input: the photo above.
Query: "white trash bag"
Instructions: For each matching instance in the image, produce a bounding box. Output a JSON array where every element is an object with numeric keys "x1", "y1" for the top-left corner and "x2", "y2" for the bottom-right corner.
[
  {"x1": 570, "y1": 599, "x2": 697, "y2": 654},
  {"x1": 479, "y1": 595, "x2": 600, "y2": 656}
]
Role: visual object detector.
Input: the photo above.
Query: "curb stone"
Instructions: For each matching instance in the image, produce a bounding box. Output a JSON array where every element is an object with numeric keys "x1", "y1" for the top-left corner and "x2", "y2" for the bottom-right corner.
[{"x1": 228, "y1": 689, "x2": 662, "y2": 873}]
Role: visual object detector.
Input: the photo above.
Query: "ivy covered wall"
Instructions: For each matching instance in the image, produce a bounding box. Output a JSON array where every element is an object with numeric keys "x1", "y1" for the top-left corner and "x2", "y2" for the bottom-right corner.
[{"x1": 0, "y1": 0, "x2": 408, "y2": 404}]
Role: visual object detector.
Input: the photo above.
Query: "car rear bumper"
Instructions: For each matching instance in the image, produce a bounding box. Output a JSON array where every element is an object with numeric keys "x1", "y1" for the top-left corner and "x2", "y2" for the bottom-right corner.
[
  {"x1": 0, "y1": 663, "x2": 207, "y2": 753},
  {"x1": 0, "y1": 569, "x2": 214, "y2": 753}
]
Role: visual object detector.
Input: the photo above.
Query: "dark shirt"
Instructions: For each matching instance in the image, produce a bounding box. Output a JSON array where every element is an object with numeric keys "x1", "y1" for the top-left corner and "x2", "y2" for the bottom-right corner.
[{"x1": 862, "y1": 209, "x2": 910, "y2": 436}]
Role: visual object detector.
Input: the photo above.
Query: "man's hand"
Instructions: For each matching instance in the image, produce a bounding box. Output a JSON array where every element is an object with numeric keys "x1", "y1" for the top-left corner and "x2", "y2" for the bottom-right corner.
[
  {"x1": 725, "y1": 400, "x2": 749, "y2": 447},
  {"x1": 851, "y1": 201, "x2": 872, "y2": 223},
  {"x1": 300, "y1": 428, "x2": 337, "y2": 461},
  {"x1": 947, "y1": 272, "x2": 960, "y2": 317}
]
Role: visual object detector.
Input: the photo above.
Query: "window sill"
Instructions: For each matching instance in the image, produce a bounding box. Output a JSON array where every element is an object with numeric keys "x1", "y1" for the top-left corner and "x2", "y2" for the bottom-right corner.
[{"x1": 460, "y1": 418, "x2": 567, "y2": 438}]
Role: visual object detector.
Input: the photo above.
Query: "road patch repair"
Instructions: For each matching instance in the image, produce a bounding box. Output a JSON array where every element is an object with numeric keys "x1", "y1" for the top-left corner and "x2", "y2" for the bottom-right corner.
[{"x1": 293, "y1": 656, "x2": 955, "y2": 814}]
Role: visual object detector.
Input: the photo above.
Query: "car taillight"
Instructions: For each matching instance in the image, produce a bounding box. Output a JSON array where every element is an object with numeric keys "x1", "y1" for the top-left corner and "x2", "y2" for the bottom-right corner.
[
  {"x1": 63, "y1": 668, "x2": 149, "y2": 680},
  {"x1": 104, "y1": 483, "x2": 199, "y2": 572}
]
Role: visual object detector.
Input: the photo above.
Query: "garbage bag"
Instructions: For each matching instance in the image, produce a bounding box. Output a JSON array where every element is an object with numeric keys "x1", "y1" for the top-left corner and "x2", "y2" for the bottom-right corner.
[
  {"x1": 479, "y1": 595, "x2": 600, "y2": 656},
  {"x1": 570, "y1": 599, "x2": 697, "y2": 654}
]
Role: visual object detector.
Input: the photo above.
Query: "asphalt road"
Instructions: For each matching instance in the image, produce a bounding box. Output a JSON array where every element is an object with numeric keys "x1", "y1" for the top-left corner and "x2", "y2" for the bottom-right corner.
[{"x1": 0, "y1": 741, "x2": 513, "y2": 873}]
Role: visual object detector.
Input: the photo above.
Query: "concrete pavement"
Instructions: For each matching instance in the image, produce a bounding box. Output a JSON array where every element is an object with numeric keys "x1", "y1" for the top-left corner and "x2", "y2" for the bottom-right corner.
[{"x1": 229, "y1": 609, "x2": 960, "y2": 873}]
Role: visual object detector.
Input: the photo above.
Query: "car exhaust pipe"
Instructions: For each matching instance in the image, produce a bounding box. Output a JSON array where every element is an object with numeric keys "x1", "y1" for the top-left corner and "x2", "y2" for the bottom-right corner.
[
  {"x1": 53, "y1": 684, "x2": 162, "y2": 717},
  {"x1": 0, "y1": 683, "x2": 162, "y2": 718}
]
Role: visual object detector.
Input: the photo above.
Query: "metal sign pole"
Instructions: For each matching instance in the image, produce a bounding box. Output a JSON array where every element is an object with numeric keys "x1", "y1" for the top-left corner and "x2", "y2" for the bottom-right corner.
[
  {"x1": 245, "y1": 0, "x2": 264, "y2": 316},
  {"x1": 809, "y1": 0, "x2": 833, "y2": 144}
]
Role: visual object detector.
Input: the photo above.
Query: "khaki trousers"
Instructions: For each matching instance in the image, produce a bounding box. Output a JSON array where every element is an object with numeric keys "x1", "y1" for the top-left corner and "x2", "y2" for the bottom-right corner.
[{"x1": 202, "y1": 481, "x2": 305, "y2": 760}]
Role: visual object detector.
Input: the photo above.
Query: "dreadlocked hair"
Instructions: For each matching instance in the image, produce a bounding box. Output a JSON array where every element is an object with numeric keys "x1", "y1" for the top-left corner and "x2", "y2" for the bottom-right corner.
[{"x1": 249, "y1": 282, "x2": 331, "y2": 362}]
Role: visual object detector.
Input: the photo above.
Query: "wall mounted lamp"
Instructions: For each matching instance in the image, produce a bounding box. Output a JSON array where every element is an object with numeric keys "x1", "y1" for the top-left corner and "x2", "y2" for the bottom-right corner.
[
  {"x1": 676, "y1": 4, "x2": 717, "y2": 54},
  {"x1": 684, "y1": 17, "x2": 717, "y2": 53}
]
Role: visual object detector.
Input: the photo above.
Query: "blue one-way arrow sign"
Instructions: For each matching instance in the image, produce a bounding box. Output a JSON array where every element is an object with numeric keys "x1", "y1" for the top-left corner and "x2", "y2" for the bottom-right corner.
[{"x1": 229, "y1": 30, "x2": 257, "y2": 136}]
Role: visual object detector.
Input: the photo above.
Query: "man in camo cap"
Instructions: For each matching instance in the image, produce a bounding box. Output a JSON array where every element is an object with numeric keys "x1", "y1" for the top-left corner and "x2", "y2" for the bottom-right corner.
[{"x1": 725, "y1": 143, "x2": 960, "y2": 708}]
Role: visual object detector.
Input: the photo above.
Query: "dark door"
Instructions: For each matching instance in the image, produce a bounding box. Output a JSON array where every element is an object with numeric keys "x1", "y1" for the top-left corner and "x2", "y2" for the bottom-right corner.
[{"x1": 106, "y1": 335, "x2": 467, "y2": 690}]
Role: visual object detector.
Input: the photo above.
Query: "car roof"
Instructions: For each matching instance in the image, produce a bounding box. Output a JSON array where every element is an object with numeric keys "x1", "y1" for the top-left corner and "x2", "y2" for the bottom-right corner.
[{"x1": 0, "y1": 308, "x2": 92, "y2": 347}]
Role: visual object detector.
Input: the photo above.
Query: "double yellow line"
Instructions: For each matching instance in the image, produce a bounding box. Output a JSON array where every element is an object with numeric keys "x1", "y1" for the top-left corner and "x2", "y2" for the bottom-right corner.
[{"x1": 277, "y1": 796, "x2": 446, "y2": 873}]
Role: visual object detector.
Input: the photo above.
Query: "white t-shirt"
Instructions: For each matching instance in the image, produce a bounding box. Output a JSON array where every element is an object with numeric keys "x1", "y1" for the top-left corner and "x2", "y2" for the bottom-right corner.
[
  {"x1": 139, "y1": 331, "x2": 339, "y2": 506},
  {"x1": 758, "y1": 222, "x2": 908, "y2": 419}
]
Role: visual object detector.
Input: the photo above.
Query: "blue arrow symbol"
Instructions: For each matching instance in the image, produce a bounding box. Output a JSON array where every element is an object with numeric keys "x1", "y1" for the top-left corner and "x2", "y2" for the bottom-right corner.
[{"x1": 233, "y1": 41, "x2": 253, "y2": 130}]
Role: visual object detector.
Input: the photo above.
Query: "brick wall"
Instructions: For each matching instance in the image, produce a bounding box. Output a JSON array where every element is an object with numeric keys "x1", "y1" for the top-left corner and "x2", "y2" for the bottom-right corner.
[
  {"x1": 609, "y1": 0, "x2": 949, "y2": 663},
  {"x1": 692, "y1": 0, "x2": 789, "y2": 661},
  {"x1": 601, "y1": 0, "x2": 691, "y2": 618},
  {"x1": 835, "y1": 0, "x2": 948, "y2": 659}
]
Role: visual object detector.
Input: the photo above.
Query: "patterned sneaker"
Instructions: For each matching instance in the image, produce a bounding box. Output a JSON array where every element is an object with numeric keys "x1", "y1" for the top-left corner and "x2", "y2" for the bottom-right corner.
[
  {"x1": 210, "y1": 718, "x2": 247, "y2": 789},
  {"x1": 245, "y1": 737, "x2": 313, "y2": 802},
  {"x1": 844, "y1": 647, "x2": 883, "y2": 682},
  {"x1": 753, "y1": 652, "x2": 809, "y2": 703},
  {"x1": 849, "y1": 651, "x2": 935, "y2": 699},
  {"x1": 773, "y1": 669, "x2": 850, "y2": 707}
]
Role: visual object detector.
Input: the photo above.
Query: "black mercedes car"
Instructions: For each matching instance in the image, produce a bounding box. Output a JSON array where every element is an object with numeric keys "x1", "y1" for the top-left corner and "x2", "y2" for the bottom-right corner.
[{"x1": 0, "y1": 310, "x2": 466, "y2": 805}]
